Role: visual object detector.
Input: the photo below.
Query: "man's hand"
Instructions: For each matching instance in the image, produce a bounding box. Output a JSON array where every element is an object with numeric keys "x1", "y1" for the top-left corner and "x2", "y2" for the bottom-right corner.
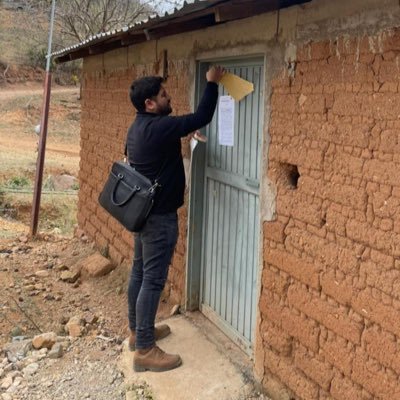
[
  {"x1": 194, "y1": 130, "x2": 207, "y2": 142},
  {"x1": 206, "y1": 65, "x2": 226, "y2": 83},
  {"x1": 189, "y1": 130, "x2": 208, "y2": 143}
]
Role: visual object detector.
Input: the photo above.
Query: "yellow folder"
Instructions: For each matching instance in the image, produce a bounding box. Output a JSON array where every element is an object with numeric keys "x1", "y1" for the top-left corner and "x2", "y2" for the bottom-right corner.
[{"x1": 220, "y1": 73, "x2": 254, "y2": 101}]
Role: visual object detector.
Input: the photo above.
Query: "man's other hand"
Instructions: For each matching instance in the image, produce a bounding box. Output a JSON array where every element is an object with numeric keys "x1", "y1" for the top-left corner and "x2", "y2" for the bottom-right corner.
[{"x1": 206, "y1": 66, "x2": 226, "y2": 83}]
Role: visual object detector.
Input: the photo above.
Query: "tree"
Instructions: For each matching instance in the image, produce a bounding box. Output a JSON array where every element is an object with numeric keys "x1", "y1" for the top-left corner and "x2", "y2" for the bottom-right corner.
[{"x1": 23, "y1": 0, "x2": 183, "y2": 45}]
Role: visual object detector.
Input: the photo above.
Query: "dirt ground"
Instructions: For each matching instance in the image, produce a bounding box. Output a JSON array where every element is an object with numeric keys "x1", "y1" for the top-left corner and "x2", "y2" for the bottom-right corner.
[{"x1": 1, "y1": 235, "x2": 127, "y2": 398}]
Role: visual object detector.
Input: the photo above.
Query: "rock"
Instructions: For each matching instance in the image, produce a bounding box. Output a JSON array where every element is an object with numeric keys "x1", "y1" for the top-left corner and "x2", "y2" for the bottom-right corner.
[
  {"x1": 74, "y1": 228, "x2": 85, "y2": 238},
  {"x1": 11, "y1": 335, "x2": 26, "y2": 342},
  {"x1": 32, "y1": 332, "x2": 57, "y2": 350},
  {"x1": 1, "y1": 393, "x2": 12, "y2": 400},
  {"x1": 60, "y1": 269, "x2": 80, "y2": 283},
  {"x1": 55, "y1": 264, "x2": 68, "y2": 271},
  {"x1": 6, "y1": 376, "x2": 22, "y2": 393},
  {"x1": 72, "y1": 279, "x2": 81, "y2": 288},
  {"x1": 33, "y1": 283, "x2": 44, "y2": 291},
  {"x1": 83, "y1": 313, "x2": 98, "y2": 325},
  {"x1": 80, "y1": 253, "x2": 115, "y2": 278},
  {"x1": 6, "y1": 371, "x2": 21, "y2": 380},
  {"x1": 170, "y1": 304, "x2": 180, "y2": 316},
  {"x1": 22, "y1": 363, "x2": 39, "y2": 377},
  {"x1": 48, "y1": 174, "x2": 78, "y2": 191},
  {"x1": 3, "y1": 364, "x2": 12, "y2": 374},
  {"x1": 18, "y1": 235, "x2": 28, "y2": 243},
  {"x1": 80, "y1": 235, "x2": 89, "y2": 243},
  {"x1": 37, "y1": 348, "x2": 48, "y2": 356},
  {"x1": 9, "y1": 326, "x2": 23, "y2": 337},
  {"x1": 45, "y1": 262, "x2": 54, "y2": 269},
  {"x1": 48, "y1": 343, "x2": 63, "y2": 359},
  {"x1": 0, "y1": 375, "x2": 13, "y2": 390},
  {"x1": 59, "y1": 315, "x2": 69, "y2": 325},
  {"x1": 35, "y1": 270, "x2": 49, "y2": 278},
  {"x1": 56, "y1": 324, "x2": 66, "y2": 336},
  {"x1": 3, "y1": 339, "x2": 31, "y2": 362},
  {"x1": 65, "y1": 316, "x2": 84, "y2": 337}
]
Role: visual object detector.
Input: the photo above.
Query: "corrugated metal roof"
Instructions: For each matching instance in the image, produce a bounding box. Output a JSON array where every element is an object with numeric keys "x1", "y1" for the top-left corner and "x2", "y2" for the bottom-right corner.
[{"x1": 53, "y1": 0, "x2": 311, "y2": 63}]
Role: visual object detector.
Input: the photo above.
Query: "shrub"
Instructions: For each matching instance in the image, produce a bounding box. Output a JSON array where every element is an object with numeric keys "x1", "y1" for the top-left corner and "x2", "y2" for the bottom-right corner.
[
  {"x1": 6, "y1": 176, "x2": 30, "y2": 189},
  {"x1": 27, "y1": 46, "x2": 55, "y2": 69}
]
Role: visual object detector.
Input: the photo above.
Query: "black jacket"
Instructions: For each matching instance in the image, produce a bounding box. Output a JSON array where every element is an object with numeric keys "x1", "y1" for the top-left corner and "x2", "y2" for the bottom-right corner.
[{"x1": 127, "y1": 82, "x2": 218, "y2": 214}]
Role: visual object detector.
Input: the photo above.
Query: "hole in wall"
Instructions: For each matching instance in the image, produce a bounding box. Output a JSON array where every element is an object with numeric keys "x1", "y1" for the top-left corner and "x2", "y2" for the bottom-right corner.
[{"x1": 278, "y1": 163, "x2": 300, "y2": 189}]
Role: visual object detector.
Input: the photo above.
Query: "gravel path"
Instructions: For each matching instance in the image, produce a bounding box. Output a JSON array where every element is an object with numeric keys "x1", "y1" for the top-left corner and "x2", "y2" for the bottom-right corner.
[{"x1": 1, "y1": 336, "x2": 129, "y2": 400}]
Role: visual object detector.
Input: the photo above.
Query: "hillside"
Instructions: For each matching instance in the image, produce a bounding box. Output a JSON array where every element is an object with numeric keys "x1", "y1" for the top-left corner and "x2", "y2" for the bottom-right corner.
[{"x1": 0, "y1": 3, "x2": 79, "y2": 85}]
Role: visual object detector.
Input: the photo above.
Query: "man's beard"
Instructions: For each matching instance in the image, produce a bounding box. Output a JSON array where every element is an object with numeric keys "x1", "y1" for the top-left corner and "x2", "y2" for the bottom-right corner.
[{"x1": 159, "y1": 104, "x2": 172, "y2": 115}]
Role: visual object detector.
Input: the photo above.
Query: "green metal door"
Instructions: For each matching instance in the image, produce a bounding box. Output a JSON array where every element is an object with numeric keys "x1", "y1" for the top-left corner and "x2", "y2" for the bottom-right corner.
[{"x1": 200, "y1": 59, "x2": 264, "y2": 354}]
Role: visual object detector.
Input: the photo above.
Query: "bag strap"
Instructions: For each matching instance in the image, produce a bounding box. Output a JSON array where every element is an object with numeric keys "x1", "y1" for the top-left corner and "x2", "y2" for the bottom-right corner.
[{"x1": 124, "y1": 142, "x2": 168, "y2": 187}]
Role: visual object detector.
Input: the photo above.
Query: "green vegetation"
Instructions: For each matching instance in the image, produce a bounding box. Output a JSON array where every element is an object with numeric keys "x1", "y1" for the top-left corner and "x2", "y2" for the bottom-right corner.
[{"x1": 5, "y1": 176, "x2": 30, "y2": 189}]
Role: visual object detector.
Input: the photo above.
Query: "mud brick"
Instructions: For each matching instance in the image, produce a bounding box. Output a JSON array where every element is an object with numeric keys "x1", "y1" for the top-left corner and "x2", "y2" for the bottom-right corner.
[
  {"x1": 265, "y1": 347, "x2": 319, "y2": 400},
  {"x1": 362, "y1": 325, "x2": 400, "y2": 374},
  {"x1": 294, "y1": 344, "x2": 334, "y2": 391},
  {"x1": 320, "y1": 331, "x2": 354, "y2": 376},
  {"x1": 352, "y1": 348, "x2": 400, "y2": 399},
  {"x1": 265, "y1": 248, "x2": 320, "y2": 289},
  {"x1": 262, "y1": 268, "x2": 290, "y2": 296},
  {"x1": 352, "y1": 287, "x2": 400, "y2": 337},
  {"x1": 320, "y1": 270, "x2": 354, "y2": 306},
  {"x1": 287, "y1": 283, "x2": 363, "y2": 344},
  {"x1": 331, "y1": 374, "x2": 373, "y2": 400},
  {"x1": 263, "y1": 220, "x2": 286, "y2": 243},
  {"x1": 261, "y1": 320, "x2": 292, "y2": 356}
]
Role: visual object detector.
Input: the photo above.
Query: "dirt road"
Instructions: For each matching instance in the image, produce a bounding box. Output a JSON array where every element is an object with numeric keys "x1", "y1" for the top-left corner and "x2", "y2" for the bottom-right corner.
[{"x1": 0, "y1": 85, "x2": 78, "y2": 100}]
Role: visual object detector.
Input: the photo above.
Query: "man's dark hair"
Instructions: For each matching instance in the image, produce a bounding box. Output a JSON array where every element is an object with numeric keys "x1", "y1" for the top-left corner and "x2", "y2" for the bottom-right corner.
[{"x1": 129, "y1": 76, "x2": 164, "y2": 112}]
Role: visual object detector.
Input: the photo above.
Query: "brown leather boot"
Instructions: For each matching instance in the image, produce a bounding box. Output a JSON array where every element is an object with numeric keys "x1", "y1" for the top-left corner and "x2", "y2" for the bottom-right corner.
[
  {"x1": 128, "y1": 324, "x2": 171, "y2": 351},
  {"x1": 134, "y1": 345, "x2": 182, "y2": 372}
]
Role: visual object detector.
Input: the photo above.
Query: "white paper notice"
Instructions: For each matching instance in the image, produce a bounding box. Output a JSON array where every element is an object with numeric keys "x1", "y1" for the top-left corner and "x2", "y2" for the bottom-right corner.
[
  {"x1": 186, "y1": 137, "x2": 198, "y2": 188},
  {"x1": 190, "y1": 137, "x2": 198, "y2": 153},
  {"x1": 218, "y1": 96, "x2": 235, "y2": 147}
]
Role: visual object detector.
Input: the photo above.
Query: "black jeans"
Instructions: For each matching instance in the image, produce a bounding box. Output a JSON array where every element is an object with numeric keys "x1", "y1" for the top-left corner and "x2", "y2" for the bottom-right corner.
[{"x1": 127, "y1": 212, "x2": 178, "y2": 349}]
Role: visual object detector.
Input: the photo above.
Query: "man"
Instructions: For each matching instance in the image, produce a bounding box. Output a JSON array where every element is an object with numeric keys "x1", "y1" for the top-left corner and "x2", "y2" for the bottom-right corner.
[{"x1": 127, "y1": 66, "x2": 225, "y2": 372}]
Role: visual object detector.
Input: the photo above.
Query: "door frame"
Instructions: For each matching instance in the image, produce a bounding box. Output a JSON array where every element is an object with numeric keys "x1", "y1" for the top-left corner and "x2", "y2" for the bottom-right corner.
[
  {"x1": 185, "y1": 56, "x2": 265, "y2": 353},
  {"x1": 185, "y1": 61, "x2": 209, "y2": 311}
]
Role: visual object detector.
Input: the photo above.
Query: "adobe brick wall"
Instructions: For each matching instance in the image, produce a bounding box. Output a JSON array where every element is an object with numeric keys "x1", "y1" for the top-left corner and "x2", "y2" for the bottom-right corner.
[
  {"x1": 78, "y1": 60, "x2": 191, "y2": 305},
  {"x1": 261, "y1": 29, "x2": 400, "y2": 399}
]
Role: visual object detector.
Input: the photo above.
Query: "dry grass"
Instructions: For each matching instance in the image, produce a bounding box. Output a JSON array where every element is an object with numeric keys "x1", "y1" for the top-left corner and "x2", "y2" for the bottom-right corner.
[{"x1": 0, "y1": 8, "x2": 48, "y2": 66}]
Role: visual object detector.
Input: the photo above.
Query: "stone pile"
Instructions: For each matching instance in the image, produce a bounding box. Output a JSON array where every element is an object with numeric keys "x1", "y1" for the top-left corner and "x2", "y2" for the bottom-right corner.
[
  {"x1": 0, "y1": 312, "x2": 103, "y2": 400},
  {"x1": 0, "y1": 332, "x2": 70, "y2": 399}
]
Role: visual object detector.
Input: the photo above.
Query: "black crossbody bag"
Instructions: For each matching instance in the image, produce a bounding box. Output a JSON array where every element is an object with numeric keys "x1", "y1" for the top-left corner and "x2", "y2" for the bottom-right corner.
[{"x1": 98, "y1": 145, "x2": 166, "y2": 232}]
